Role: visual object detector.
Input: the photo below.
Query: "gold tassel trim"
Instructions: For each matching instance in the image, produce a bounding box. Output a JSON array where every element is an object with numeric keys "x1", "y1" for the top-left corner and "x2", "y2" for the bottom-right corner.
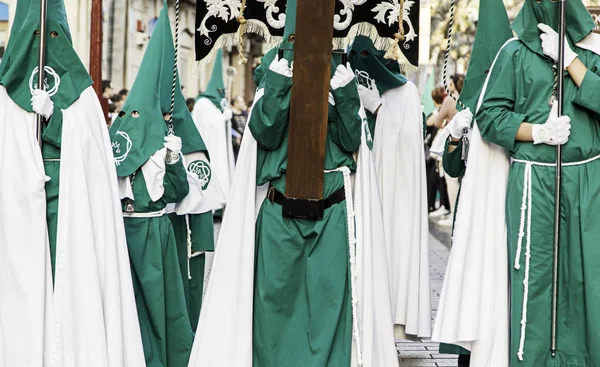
[{"x1": 384, "y1": 0, "x2": 405, "y2": 60}]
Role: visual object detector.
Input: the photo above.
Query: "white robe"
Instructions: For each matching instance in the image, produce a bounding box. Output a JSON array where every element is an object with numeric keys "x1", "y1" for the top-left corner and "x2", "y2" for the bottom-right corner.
[
  {"x1": 0, "y1": 86, "x2": 146, "y2": 367},
  {"x1": 191, "y1": 98, "x2": 235, "y2": 210},
  {"x1": 187, "y1": 90, "x2": 398, "y2": 367},
  {"x1": 432, "y1": 39, "x2": 517, "y2": 366},
  {"x1": 374, "y1": 82, "x2": 432, "y2": 339}
]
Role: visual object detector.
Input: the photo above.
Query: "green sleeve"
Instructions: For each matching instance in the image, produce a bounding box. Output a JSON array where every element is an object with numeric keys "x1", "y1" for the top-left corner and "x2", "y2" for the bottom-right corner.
[
  {"x1": 330, "y1": 82, "x2": 362, "y2": 153},
  {"x1": 572, "y1": 55, "x2": 600, "y2": 116},
  {"x1": 163, "y1": 160, "x2": 190, "y2": 203},
  {"x1": 476, "y1": 49, "x2": 528, "y2": 151},
  {"x1": 42, "y1": 109, "x2": 64, "y2": 148},
  {"x1": 442, "y1": 138, "x2": 466, "y2": 178},
  {"x1": 248, "y1": 70, "x2": 292, "y2": 150}
]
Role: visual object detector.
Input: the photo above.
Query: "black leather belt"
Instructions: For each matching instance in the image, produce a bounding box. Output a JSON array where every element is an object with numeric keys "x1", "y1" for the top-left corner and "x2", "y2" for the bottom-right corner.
[{"x1": 267, "y1": 185, "x2": 346, "y2": 212}]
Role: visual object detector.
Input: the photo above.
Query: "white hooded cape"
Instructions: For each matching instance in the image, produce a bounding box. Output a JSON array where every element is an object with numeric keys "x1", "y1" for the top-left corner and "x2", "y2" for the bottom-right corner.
[
  {"x1": 187, "y1": 89, "x2": 398, "y2": 367},
  {"x1": 432, "y1": 39, "x2": 517, "y2": 366},
  {"x1": 191, "y1": 98, "x2": 235, "y2": 210},
  {"x1": 0, "y1": 86, "x2": 145, "y2": 367},
  {"x1": 374, "y1": 81, "x2": 432, "y2": 339}
]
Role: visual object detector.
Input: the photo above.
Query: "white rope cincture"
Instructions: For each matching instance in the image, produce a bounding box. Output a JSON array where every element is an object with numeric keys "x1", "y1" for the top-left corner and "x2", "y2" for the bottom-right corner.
[
  {"x1": 514, "y1": 163, "x2": 531, "y2": 271},
  {"x1": 185, "y1": 214, "x2": 193, "y2": 279},
  {"x1": 515, "y1": 162, "x2": 533, "y2": 361},
  {"x1": 122, "y1": 208, "x2": 167, "y2": 218},
  {"x1": 326, "y1": 166, "x2": 363, "y2": 366}
]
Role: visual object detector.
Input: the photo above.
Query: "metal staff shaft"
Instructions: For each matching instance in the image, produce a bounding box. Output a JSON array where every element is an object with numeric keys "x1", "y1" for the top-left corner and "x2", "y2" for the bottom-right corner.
[
  {"x1": 551, "y1": 0, "x2": 567, "y2": 357},
  {"x1": 36, "y1": 0, "x2": 48, "y2": 149}
]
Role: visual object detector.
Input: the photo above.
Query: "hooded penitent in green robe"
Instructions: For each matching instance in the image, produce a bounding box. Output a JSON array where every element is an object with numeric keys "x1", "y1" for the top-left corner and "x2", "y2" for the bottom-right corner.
[
  {"x1": 202, "y1": 49, "x2": 228, "y2": 112},
  {"x1": 109, "y1": 3, "x2": 194, "y2": 366},
  {"x1": 154, "y1": 9, "x2": 215, "y2": 332},
  {"x1": 476, "y1": 0, "x2": 600, "y2": 365},
  {"x1": 249, "y1": 1, "x2": 361, "y2": 364},
  {"x1": 348, "y1": 36, "x2": 407, "y2": 137},
  {"x1": 0, "y1": 0, "x2": 92, "y2": 278},
  {"x1": 439, "y1": 0, "x2": 512, "y2": 357}
]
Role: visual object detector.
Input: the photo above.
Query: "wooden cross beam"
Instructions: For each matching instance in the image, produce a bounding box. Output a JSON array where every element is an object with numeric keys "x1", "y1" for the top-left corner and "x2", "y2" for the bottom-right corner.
[{"x1": 283, "y1": 0, "x2": 336, "y2": 218}]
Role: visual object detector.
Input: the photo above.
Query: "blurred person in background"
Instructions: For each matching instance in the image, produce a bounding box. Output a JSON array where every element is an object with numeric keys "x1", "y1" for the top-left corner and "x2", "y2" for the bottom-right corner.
[{"x1": 231, "y1": 95, "x2": 248, "y2": 160}]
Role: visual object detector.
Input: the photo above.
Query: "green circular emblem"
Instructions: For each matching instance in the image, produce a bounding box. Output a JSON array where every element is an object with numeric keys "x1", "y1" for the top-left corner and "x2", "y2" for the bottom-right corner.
[{"x1": 188, "y1": 160, "x2": 211, "y2": 190}]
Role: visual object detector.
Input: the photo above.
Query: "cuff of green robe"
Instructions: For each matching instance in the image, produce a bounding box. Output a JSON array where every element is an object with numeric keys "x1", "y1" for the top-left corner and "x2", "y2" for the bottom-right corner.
[
  {"x1": 264, "y1": 70, "x2": 292, "y2": 95},
  {"x1": 443, "y1": 138, "x2": 465, "y2": 178},
  {"x1": 573, "y1": 70, "x2": 600, "y2": 115},
  {"x1": 331, "y1": 81, "x2": 360, "y2": 103}
]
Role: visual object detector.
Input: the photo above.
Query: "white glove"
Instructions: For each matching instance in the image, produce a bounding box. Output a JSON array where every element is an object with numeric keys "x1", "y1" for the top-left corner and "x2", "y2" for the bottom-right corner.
[
  {"x1": 532, "y1": 102, "x2": 571, "y2": 146},
  {"x1": 449, "y1": 108, "x2": 473, "y2": 139},
  {"x1": 330, "y1": 63, "x2": 355, "y2": 90},
  {"x1": 268, "y1": 56, "x2": 293, "y2": 78},
  {"x1": 31, "y1": 89, "x2": 54, "y2": 118},
  {"x1": 357, "y1": 79, "x2": 382, "y2": 114},
  {"x1": 164, "y1": 135, "x2": 182, "y2": 164},
  {"x1": 538, "y1": 23, "x2": 578, "y2": 69},
  {"x1": 223, "y1": 108, "x2": 233, "y2": 121}
]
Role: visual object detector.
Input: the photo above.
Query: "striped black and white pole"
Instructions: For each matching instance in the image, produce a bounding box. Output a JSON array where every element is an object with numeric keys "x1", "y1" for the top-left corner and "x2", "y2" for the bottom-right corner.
[
  {"x1": 442, "y1": 0, "x2": 469, "y2": 160},
  {"x1": 167, "y1": 0, "x2": 180, "y2": 135}
]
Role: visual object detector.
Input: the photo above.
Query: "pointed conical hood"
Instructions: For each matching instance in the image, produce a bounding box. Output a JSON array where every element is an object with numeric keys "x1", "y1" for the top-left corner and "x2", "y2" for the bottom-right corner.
[
  {"x1": 109, "y1": 2, "x2": 170, "y2": 177},
  {"x1": 0, "y1": 0, "x2": 91, "y2": 111},
  {"x1": 458, "y1": 0, "x2": 513, "y2": 112},
  {"x1": 421, "y1": 70, "x2": 435, "y2": 116},
  {"x1": 155, "y1": 6, "x2": 207, "y2": 157},
  {"x1": 348, "y1": 36, "x2": 407, "y2": 95},
  {"x1": 512, "y1": 0, "x2": 594, "y2": 56},
  {"x1": 202, "y1": 49, "x2": 227, "y2": 111}
]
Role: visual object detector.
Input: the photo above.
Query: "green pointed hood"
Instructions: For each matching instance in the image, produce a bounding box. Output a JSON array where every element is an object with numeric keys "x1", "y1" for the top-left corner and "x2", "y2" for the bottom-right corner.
[
  {"x1": 202, "y1": 49, "x2": 227, "y2": 111},
  {"x1": 512, "y1": 0, "x2": 594, "y2": 56},
  {"x1": 155, "y1": 7, "x2": 207, "y2": 158},
  {"x1": 0, "y1": 0, "x2": 91, "y2": 111},
  {"x1": 109, "y1": 2, "x2": 170, "y2": 177},
  {"x1": 459, "y1": 0, "x2": 513, "y2": 112},
  {"x1": 421, "y1": 71, "x2": 435, "y2": 116},
  {"x1": 348, "y1": 35, "x2": 407, "y2": 95}
]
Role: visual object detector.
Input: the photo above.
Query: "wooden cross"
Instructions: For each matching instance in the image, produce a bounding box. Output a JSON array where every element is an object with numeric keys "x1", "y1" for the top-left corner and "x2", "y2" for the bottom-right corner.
[{"x1": 283, "y1": 0, "x2": 337, "y2": 219}]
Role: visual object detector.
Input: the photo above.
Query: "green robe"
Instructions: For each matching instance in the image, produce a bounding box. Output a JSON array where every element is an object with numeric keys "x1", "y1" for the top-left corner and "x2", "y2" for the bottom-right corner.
[
  {"x1": 248, "y1": 68, "x2": 362, "y2": 366},
  {"x1": 168, "y1": 212, "x2": 214, "y2": 331},
  {"x1": 477, "y1": 39, "x2": 600, "y2": 366},
  {"x1": 122, "y1": 161, "x2": 194, "y2": 367},
  {"x1": 41, "y1": 109, "x2": 63, "y2": 280}
]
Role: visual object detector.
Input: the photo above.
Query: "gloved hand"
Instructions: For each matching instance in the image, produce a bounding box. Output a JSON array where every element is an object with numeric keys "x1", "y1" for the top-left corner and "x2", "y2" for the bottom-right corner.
[
  {"x1": 357, "y1": 79, "x2": 382, "y2": 114},
  {"x1": 538, "y1": 23, "x2": 578, "y2": 69},
  {"x1": 268, "y1": 56, "x2": 293, "y2": 78},
  {"x1": 449, "y1": 108, "x2": 473, "y2": 139},
  {"x1": 223, "y1": 108, "x2": 233, "y2": 121},
  {"x1": 532, "y1": 102, "x2": 571, "y2": 146},
  {"x1": 164, "y1": 135, "x2": 183, "y2": 164},
  {"x1": 330, "y1": 63, "x2": 355, "y2": 90},
  {"x1": 31, "y1": 89, "x2": 54, "y2": 118}
]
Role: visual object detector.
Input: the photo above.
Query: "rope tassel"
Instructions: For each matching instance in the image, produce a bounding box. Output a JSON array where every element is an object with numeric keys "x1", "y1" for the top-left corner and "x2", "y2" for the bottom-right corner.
[{"x1": 384, "y1": 0, "x2": 405, "y2": 60}]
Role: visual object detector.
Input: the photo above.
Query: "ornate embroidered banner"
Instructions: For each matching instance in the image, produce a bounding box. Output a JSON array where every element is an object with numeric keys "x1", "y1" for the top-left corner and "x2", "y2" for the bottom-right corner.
[{"x1": 195, "y1": 0, "x2": 419, "y2": 67}]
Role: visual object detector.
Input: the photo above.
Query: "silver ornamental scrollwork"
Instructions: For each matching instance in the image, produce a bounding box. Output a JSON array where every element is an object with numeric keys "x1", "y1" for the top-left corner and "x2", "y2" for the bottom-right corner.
[
  {"x1": 257, "y1": 0, "x2": 286, "y2": 29},
  {"x1": 198, "y1": 0, "x2": 242, "y2": 45},
  {"x1": 334, "y1": 0, "x2": 356, "y2": 31}
]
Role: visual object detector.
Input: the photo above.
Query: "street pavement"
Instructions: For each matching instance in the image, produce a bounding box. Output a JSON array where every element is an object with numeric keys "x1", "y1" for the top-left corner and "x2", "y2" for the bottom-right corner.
[{"x1": 396, "y1": 220, "x2": 457, "y2": 366}]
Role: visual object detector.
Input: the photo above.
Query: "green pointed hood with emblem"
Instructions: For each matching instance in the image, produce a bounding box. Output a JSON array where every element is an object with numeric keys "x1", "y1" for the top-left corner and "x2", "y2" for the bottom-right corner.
[
  {"x1": 348, "y1": 35, "x2": 407, "y2": 95},
  {"x1": 512, "y1": 0, "x2": 594, "y2": 56},
  {"x1": 202, "y1": 49, "x2": 227, "y2": 111},
  {"x1": 109, "y1": 2, "x2": 171, "y2": 177},
  {"x1": 155, "y1": 6, "x2": 207, "y2": 158},
  {"x1": 0, "y1": 0, "x2": 92, "y2": 111},
  {"x1": 458, "y1": 0, "x2": 513, "y2": 112}
]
